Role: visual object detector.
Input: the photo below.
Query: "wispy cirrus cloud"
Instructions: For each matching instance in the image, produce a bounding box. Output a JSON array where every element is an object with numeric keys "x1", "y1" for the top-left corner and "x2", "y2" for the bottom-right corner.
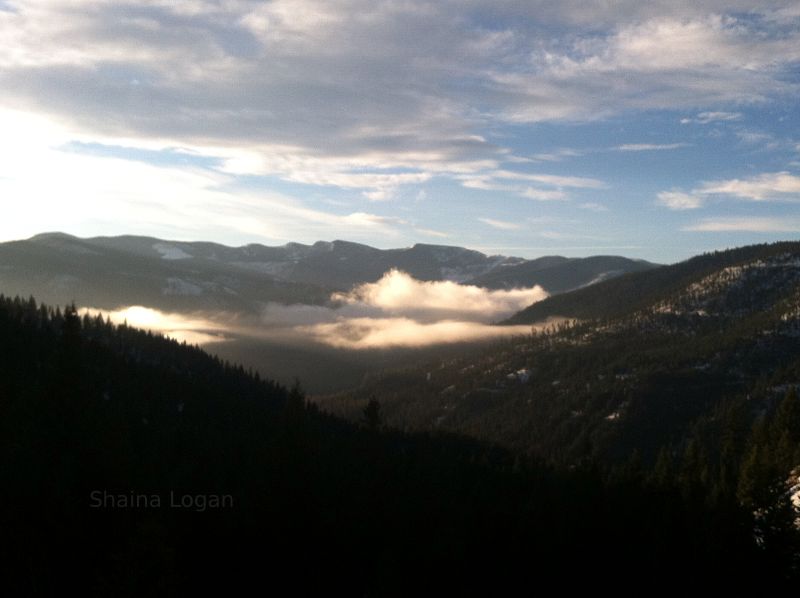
[
  {"x1": 684, "y1": 217, "x2": 800, "y2": 232},
  {"x1": 531, "y1": 148, "x2": 584, "y2": 162},
  {"x1": 478, "y1": 218, "x2": 523, "y2": 231},
  {"x1": 699, "y1": 171, "x2": 800, "y2": 200},
  {"x1": 458, "y1": 170, "x2": 605, "y2": 201},
  {"x1": 579, "y1": 202, "x2": 609, "y2": 212},
  {"x1": 616, "y1": 143, "x2": 689, "y2": 151},
  {"x1": 680, "y1": 111, "x2": 743, "y2": 124},
  {"x1": 658, "y1": 171, "x2": 800, "y2": 211}
]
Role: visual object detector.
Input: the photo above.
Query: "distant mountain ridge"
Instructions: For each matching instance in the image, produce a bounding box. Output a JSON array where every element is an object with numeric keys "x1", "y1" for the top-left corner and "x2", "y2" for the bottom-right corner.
[
  {"x1": 472, "y1": 254, "x2": 656, "y2": 294},
  {"x1": 0, "y1": 233, "x2": 657, "y2": 313},
  {"x1": 505, "y1": 241, "x2": 800, "y2": 324}
]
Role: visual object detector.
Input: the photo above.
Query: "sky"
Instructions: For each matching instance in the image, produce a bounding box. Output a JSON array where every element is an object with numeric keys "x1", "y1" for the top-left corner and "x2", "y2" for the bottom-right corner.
[{"x1": 1, "y1": 1, "x2": 799, "y2": 263}]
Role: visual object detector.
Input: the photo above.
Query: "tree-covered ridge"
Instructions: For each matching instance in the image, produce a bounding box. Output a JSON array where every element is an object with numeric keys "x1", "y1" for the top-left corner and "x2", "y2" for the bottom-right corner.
[
  {"x1": 505, "y1": 241, "x2": 800, "y2": 324},
  {"x1": 0, "y1": 293, "x2": 793, "y2": 593},
  {"x1": 322, "y1": 242, "x2": 800, "y2": 576}
]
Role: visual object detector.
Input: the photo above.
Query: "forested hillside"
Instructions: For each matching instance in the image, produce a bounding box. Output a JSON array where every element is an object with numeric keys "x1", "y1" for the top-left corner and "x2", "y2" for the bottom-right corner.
[
  {"x1": 323, "y1": 243, "x2": 800, "y2": 577},
  {"x1": 506, "y1": 241, "x2": 800, "y2": 323},
  {"x1": 1, "y1": 294, "x2": 793, "y2": 593}
]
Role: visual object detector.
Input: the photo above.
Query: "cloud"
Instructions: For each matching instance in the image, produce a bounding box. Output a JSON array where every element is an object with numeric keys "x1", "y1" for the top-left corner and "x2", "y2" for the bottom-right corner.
[
  {"x1": 297, "y1": 317, "x2": 537, "y2": 350},
  {"x1": 680, "y1": 111, "x2": 743, "y2": 124},
  {"x1": 657, "y1": 172, "x2": 800, "y2": 210},
  {"x1": 458, "y1": 169, "x2": 604, "y2": 201},
  {"x1": 531, "y1": 148, "x2": 584, "y2": 162},
  {"x1": 616, "y1": 143, "x2": 689, "y2": 151},
  {"x1": 1, "y1": 1, "x2": 796, "y2": 204},
  {"x1": 657, "y1": 190, "x2": 703, "y2": 210},
  {"x1": 699, "y1": 172, "x2": 800, "y2": 201},
  {"x1": 0, "y1": 108, "x2": 414, "y2": 244},
  {"x1": 479, "y1": 218, "x2": 523, "y2": 231},
  {"x1": 684, "y1": 217, "x2": 800, "y2": 232},
  {"x1": 579, "y1": 202, "x2": 609, "y2": 212},
  {"x1": 493, "y1": 15, "x2": 800, "y2": 123},
  {"x1": 83, "y1": 305, "x2": 229, "y2": 345},
  {"x1": 332, "y1": 270, "x2": 548, "y2": 321},
  {"x1": 520, "y1": 188, "x2": 569, "y2": 201},
  {"x1": 501, "y1": 171, "x2": 606, "y2": 189},
  {"x1": 413, "y1": 227, "x2": 450, "y2": 239},
  {"x1": 261, "y1": 270, "x2": 550, "y2": 349}
]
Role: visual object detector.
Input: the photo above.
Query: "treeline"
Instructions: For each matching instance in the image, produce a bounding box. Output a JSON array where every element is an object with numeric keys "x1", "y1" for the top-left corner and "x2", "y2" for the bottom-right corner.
[{"x1": 0, "y1": 294, "x2": 793, "y2": 593}]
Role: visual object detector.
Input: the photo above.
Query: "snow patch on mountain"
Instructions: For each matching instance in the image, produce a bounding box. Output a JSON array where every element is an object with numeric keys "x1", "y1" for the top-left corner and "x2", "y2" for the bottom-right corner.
[{"x1": 153, "y1": 242, "x2": 191, "y2": 260}]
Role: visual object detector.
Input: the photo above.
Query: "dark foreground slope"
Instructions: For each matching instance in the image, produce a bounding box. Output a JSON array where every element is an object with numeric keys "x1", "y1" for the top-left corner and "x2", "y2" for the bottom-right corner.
[{"x1": 0, "y1": 295, "x2": 787, "y2": 594}]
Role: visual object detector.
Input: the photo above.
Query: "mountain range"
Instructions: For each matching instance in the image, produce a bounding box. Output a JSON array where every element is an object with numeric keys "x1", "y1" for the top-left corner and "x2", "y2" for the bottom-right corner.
[{"x1": 0, "y1": 232, "x2": 657, "y2": 314}]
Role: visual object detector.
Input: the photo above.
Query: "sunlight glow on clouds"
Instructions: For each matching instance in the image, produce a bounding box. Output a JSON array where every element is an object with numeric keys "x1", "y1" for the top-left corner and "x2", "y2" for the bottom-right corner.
[
  {"x1": 83, "y1": 306, "x2": 229, "y2": 346},
  {"x1": 264, "y1": 270, "x2": 549, "y2": 349},
  {"x1": 298, "y1": 317, "x2": 537, "y2": 350},
  {"x1": 0, "y1": 1, "x2": 798, "y2": 259},
  {"x1": 94, "y1": 272, "x2": 550, "y2": 350},
  {"x1": 332, "y1": 270, "x2": 548, "y2": 321}
]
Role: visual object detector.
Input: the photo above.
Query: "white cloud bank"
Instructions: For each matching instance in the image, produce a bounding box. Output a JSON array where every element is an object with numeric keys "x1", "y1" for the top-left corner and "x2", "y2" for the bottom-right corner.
[
  {"x1": 332, "y1": 270, "x2": 547, "y2": 321},
  {"x1": 84, "y1": 272, "x2": 548, "y2": 350},
  {"x1": 283, "y1": 270, "x2": 548, "y2": 349}
]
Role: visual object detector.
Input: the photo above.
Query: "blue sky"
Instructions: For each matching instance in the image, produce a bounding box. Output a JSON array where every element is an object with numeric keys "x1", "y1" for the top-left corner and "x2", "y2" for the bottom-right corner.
[{"x1": 0, "y1": 1, "x2": 799, "y2": 263}]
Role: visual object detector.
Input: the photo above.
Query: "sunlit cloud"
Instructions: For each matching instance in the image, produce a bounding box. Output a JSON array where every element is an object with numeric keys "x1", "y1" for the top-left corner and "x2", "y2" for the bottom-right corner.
[
  {"x1": 332, "y1": 270, "x2": 548, "y2": 320},
  {"x1": 298, "y1": 317, "x2": 536, "y2": 350},
  {"x1": 260, "y1": 270, "x2": 549, "y2": 349},
  {"x1": 0, "y1": 108, "x2": 411, "y2": 244},
  {"x1": 82, "y1": 305, "x2": 230, "y2": 345}
]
